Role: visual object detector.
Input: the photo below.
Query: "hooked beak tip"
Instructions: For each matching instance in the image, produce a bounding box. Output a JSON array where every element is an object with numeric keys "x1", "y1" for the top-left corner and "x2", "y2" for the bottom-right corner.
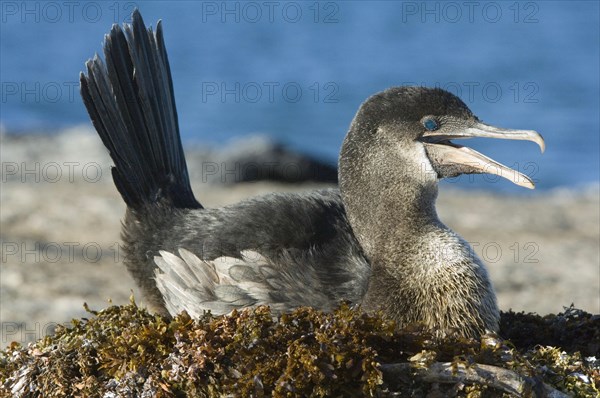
[
  {"x1": 537, "y1": 135, "x2": 546, "y2": 154},
  {"x1": 520, "y1": 129, "x2": 545, "y2": 154}
]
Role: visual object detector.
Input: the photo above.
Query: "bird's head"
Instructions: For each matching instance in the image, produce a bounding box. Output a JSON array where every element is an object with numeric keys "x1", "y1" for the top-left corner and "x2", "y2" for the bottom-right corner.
[
  {"x1": 340, "y1": 86, "x2": 544, "y2": 194},
  {"x1": 339, "y1": 86, "x2": 545, "y2": 243}
]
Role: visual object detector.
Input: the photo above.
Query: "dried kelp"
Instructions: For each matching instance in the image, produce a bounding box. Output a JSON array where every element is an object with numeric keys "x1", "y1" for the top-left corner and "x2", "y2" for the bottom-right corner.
[{"x1": 1, "y1": 299, "x2": 598, "y2": 397}]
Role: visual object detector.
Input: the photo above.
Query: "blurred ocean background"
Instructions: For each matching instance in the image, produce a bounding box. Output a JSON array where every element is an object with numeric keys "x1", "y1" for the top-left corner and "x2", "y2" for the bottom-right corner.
[{"x1": 1, "y1": 1, "x2": 598, "y2": 192}]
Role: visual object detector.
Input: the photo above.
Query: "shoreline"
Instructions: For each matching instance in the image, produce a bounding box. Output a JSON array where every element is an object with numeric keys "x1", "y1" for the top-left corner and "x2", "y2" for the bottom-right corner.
[{"x1": 1, "y1": 128, "x2": 598, "y2": 342}]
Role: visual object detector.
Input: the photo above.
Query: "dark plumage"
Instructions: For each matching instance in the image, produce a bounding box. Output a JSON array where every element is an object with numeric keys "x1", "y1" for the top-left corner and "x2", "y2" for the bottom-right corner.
[{"x1": 80, "y1": 10, "x2": 544, "y2": 338}]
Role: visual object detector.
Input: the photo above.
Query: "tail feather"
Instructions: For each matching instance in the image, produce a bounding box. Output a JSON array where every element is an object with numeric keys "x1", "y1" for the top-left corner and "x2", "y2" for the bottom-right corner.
[{"x1": 80, "y1": 9, "x2": 200, "y2": 209}]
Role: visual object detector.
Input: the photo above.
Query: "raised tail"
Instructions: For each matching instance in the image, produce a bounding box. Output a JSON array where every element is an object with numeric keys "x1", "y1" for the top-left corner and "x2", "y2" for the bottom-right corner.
[{"x1": 80, "y1": 9, "x2": 201, "y2": 210}]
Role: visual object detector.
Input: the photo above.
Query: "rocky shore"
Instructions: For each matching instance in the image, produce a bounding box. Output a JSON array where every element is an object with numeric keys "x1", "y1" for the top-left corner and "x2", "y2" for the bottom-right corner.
[{"x1": 1, "y1": 128, "x2": 598, "y2": 344}]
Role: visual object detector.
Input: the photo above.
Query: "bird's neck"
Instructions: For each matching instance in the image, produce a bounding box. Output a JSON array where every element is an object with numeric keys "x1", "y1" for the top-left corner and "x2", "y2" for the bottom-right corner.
[
  {"x1": 344, "y1": 175, "x2": 446, "y2": 262},
  {"x1": 339, "y1": 133, "x2": 446, "y2": 261},
  {"x1": 342, "y1": 177, "x2": 497, "y2": 335}
]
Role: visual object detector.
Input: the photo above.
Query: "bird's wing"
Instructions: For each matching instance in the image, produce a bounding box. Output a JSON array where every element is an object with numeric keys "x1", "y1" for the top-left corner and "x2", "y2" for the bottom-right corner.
[{"x1": 154, "y1": 248, "x2": 335, "y2": 317}]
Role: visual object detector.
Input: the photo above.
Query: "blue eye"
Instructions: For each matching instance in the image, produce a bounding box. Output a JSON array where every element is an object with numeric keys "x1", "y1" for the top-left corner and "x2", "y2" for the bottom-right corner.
[{"x1": 424, "y1": 118, "x2": 438, "y2": 131}]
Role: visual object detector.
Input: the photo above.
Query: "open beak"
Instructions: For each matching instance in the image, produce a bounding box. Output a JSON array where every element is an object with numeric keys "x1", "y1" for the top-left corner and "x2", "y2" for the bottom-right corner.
[{"x1": 421, "y1": 122, "x2": 545, "y2": 189}]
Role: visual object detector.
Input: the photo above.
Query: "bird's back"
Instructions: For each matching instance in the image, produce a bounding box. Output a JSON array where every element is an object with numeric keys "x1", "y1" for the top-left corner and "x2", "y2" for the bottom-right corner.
[{"x1": 124, "y1": 189, "x2": 371, "y2": 317}]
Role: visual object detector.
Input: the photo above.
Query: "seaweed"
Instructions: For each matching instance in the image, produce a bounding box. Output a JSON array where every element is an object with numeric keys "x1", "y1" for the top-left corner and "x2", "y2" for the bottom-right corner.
[
  {"x1": 1, "y1": 299, "x2": 598, "y2": 397},
  {"x1": 500, "y1": 306, "x2": 600, "y2": 357}
]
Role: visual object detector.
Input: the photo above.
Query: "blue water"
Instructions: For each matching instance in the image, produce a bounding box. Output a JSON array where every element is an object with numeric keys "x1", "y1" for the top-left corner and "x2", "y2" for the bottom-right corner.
[{"x1": 1, "y1": 1, "x2": 598, "y2": 192}]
